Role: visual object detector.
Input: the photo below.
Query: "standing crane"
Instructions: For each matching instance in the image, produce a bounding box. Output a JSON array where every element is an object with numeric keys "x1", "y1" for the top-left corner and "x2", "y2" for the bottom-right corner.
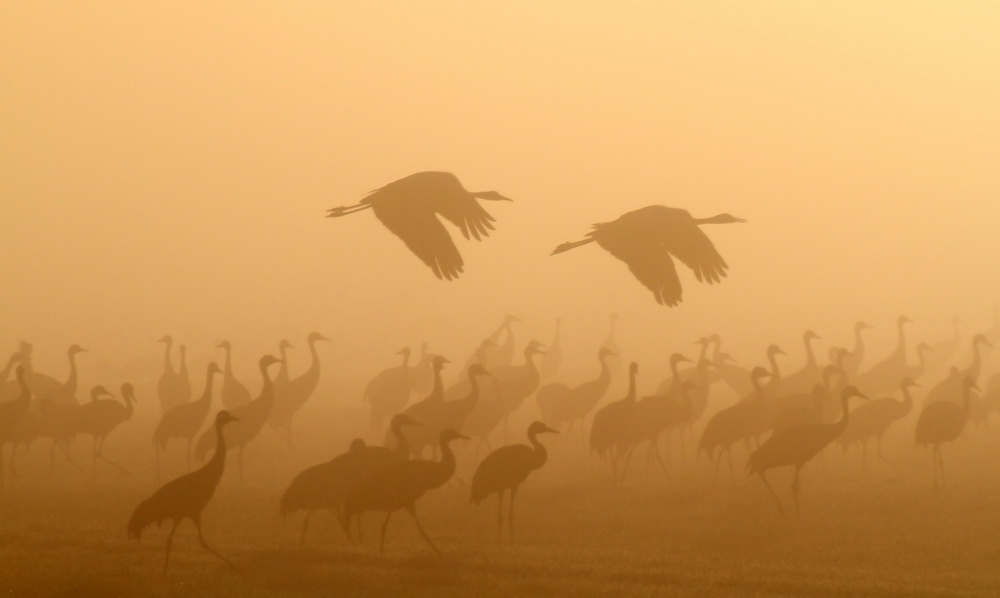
[
  {"x1": 391, "y1": 356, "x2": 449, "y2": 458},
  {"x1": 128, "y1": 411, "x2": 241, "y2": 573},
  {"x1": 838, "y1": 377, "x2": 918, "y2": 473},
  {"x1": 778, "y1": 331, "x2": 823, "y2": 395},
  {"x1": 747, "y1": 386, "x2": 868, "y2": 519},
  {"x1": 365, "y1": 348, "x2": 414, "y2": 431},
  {"x1": 153, "y1": 363, "x2": 221, "y2": 479},
  {"x1": 465, "y1": 340, "x2": 545, "y2": 447},
  {"x1": 326, "y1": 171, "x2": 512, "y2": 280},
  {"x1": 156, "y1": 336, "x2": 189, "y2": 413},
  {"x1": 342, "y1": 428, "x2": 468, "y2": 555},
  {"x1": 471, "y1": 421, "x2": 558, "y2": 543},
  {"x1": 854, "y1": 316, "x2": 913, "y2": 396},
  {"x1": 840, "y1": 321, "x2": 873, "y2": 377},
  {"x1": 551, "y1": 206, "x2": 745, "y2": 306},
  {"x1": 536, "y1": 347, "x2": 616, "y2": 435},
  {"x1": 698, "y1": 367, "x2": 772, "y2": 484},
  {"x1": 193, "y1": 355, "x2": 282, "y2": 484},
  {"x1": 589, "y1": 362, "x2": 638, "y2": 483},
  {"x1": 538, "y1": 319, "x2": 563, "y2": 380},
  {"x1": 216, "y1": 341, "x2": 251, "y2": 410},
  {"x1": 269, "y1": 332, "x2": 331, "y2": 447},
  {"x1": 75, "y1": 383, "x2": 137, "y2": 476},
  {"x1": 915, "y1": 377, "x2": 979, "y2": 487},
  {"x1": 0, "y1": 366, "x2": 30, "y2": 490}
]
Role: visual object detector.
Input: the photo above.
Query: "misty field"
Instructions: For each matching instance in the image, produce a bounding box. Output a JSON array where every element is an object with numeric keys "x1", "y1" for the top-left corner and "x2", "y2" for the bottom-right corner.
[{"x1": 2, "y1": 381, "x2": 999, "y2": 598}]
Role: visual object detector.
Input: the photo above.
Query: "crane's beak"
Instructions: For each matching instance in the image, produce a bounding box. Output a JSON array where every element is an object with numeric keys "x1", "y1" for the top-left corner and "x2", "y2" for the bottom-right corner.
[
  {"x1": 455, "y1": 433, "x2": 471, "y2": 441},
  {"x1": 543, "y1": 424, "x2": 559, "y2": 434}
]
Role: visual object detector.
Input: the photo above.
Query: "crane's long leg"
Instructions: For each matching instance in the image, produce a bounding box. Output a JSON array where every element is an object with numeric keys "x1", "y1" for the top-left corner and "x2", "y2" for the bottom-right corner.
[
  {"x1": 726, "y1": 446, "x2": 735, "y2": 481},
  {"x1": 379, "y1": 512, "x2": 393, "y2": 553},
  {"x1": 937, "y1": 445, "x2": 946, "y2": 487},
  {"x1": 861, "y1": 440, "x2": 868, "y2": 476},
  {"x1": 405, "y1": 505, "x2": 440, "y2": 556},
  {"x1": 710, "y1": 451, "x2": 721, "y2": 488},
  {"x1": 299, "y1": 510, "x2": 314, "y2": 548},
  {"x1": 0, "y1": 444, "x2": 5, "y2": 491},
  {"x1": 193, "y1": 515, "x2": 240, "y2": 573},
  {"x1": 238, "y1": 447, "x2": 244, "y2": 487},
  {"x1": 620, "y1": 445, "x2": 636, "y2": 482},
  {"x1": 186, "y1": 438, "x2": 193, "y2": 471},
  {"x1": 758, "y1": 471, "x2": 785, "y2": 517},
  {"x1": 97, "y1": 436, "x2": 129, "y2": 476},
  {"x1": 651, "y1": 439, "x2": 669, "y2": 477},
  {"x1": 154, "y1": 443, "x2": 161, "y2": 482},
  {"x1": 792, "y1": 465, "x2": 803, "y2": 521},
  {"x1": 876, "y1": 435, "x2": 899, "y2": 473},
  {"x1": 164, "y1": 518, "x2": 180, "y2": 574},
  {"x1": 93, "y1": 436, "x2": 99, "y2": 477},
  {"x1": 326, "y1": 203, "x2": 372, "y2": 217},
  {"x1": 496, "y1": 489, "x2": 505, "y2": 544},
  {"x1": 509, "y1": 486, "x2": 518, "y2": 544}
]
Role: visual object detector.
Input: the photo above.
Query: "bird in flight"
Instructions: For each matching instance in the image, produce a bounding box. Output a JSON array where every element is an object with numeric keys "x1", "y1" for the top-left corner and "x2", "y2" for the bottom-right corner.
[
  {"x1": 327, "y1": 171, "x2": 512, "y2": 280},
  {"x1": 552, "y1": 206, "x2": 745, "y2": 306}
]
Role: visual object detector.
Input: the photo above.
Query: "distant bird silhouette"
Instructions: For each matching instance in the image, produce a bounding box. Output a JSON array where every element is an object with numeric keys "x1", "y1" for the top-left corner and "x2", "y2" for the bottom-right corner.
[
  {"x1": 194, "y1": 355, "x2": 282, "y2": 484},
  {"x1": 622, "y1": 374, "x2": 697, "y2": 477},
  {"x1": 433, "y1": 364, "x2": 493, "y2": 438},
  {"x1": 478, "y1": 314, "x2": 520, "y2": 371},
  {"x1": 538, "y1": 319, "x2": 563, "y2": 380},
  {"x1": 855, "y1": 316, "x2": 913, "y2": 396},
  {"x1": 156, "y1": 337, "x2": 190, "y2": 413},
  {"x1": 465, "y1": 340, "x2": 545, "y2": 446},
  {"x1": 923, "y1": 334, "x2": 992, "y2": 407},
  {"x1": 903, "y1": 342, "x2": 934, "y2": 382},
  {"x1": 551, "y1": 206, "x2": 745, "y2": 306},
  {"x1": 747, "y1": 386, "x2": 868, "y2": 518},
  {"x1": 778, "y1": 331, "x2": 822, "y2": 395},
  {"x1": 766, "y1": 365, "x2": 842, "y2": 434},
  {"x1": 709, "y1": 335, "x2": 753, "y2": 397},
  {"x1": 216, "y1": 341, "x2": 251, "y2": 410},
  {"x1": 153, "y1": 363, "x2": 221, "y2": 479},
  {"x1": 471, "y1": 421, "x2": 557, "y2": 543},
  {"x1": 128, "y1": 411, "x2": 240, "y2": 574},
  {"x1": 536, "y1": 347, "x2": 616, "y2": 434},
  {"x1": 75, "y1": 383, "x2": 136, "y2": 476},
  {"x1": 409, "y1": 343, "x2": 435, "y2": 395},
  {"x1": 915, "y1": 377, "x2": 979, "y2": 487},
  {"x1": 838, "y1": 377, "x2": 918, "y2": 473},
  {"x1": 1, "y1": 341, "x2": 60, "y2": 400},
  {"x1": 33, "y1": 344, "x2": 89, "y2": 472},
  {"x1": 342, "y1": 428, "x2": 468, "y2": 555},
  {"x1": 840, "y1": 321, "x2": 873, "y2": 377},
  {"x1": 391, "y1": 356, "x2": 449, "y2": 458},
  {"x1": 269, "y1": 332, "x2": 331, "y2": 446},
  {"x1": 699, "y1": 367, "x2": 772, "y2": 483},
  {"x1": 365, "y1": 348, "x2": 414, "y2": 431},
  {"x1": 326, "y1": 171, "x2": 512, "y2": 280},
  {"x1": 589, "y1": 362, "x2": 638, "y2": 482},
  {"x1": 37, "y1": 344, "x2": 87, "y2": 407},
  {"x1": 0, "y1": 366, "x2": 30, "y2": 490}
]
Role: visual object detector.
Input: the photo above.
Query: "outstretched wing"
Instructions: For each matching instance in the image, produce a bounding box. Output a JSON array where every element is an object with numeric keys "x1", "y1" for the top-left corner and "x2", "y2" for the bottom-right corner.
[
  {"x1": 653, "y1": 209, "x2": 729, "y2": 284},
  {"x1": 437, "y1": 195, "x2": 497, "y2": 241},
  {"x1": 592, "y1": 222, "x2": 683, "y2": 306},
  {"x1": 372, "y1": 202, "x2": 464, "y2": 280}
]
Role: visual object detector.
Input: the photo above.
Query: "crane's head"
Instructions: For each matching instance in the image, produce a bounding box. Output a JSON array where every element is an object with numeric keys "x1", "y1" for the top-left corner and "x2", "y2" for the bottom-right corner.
[
  {"x1": 901, "y1": 377, "x2": 919, "y2": 390},
  {"x1": 841, "y1": 386, "x2": 868, "y2": 401},
  {"x1": 628, "y1": 362, "x2": 639, "y2": 377},
  {"x1": 349, "y1": 438, "x2": 368, "y2": 454},
  {"x1": 308, "y1": 332, "x2": 331, "y2": 344},
  {"x1": 260, "y1": 354, "x2": 283, "y2": 370},
  {"x1": 898, "y1": 315, "x2": 913, "y2": 326},
  {"x1": 474, "y1": 190, "x2": 512, "y2": 202},
  {"x1": 855, "y1": 321, "x2": 873, "y2": 332},
  {"x1": 525, "y1": 340, "x2": 546, "y2": 357},
  {"x1": 278, "y1": 339, "x2": 294, "y2": 351},
  {"x1": 767, "y1": 344, "x2": 786, "y2": 358},
  {"x1": 670, "y1": 353, "x2": 691, "y2": 368},
  {"x1": 915, "y1": 342, "x2": 932, "y2": 354},
  {"x1": 432, "y1": 355, "x2": 450, "y2": 370},
  {"x1": 391, "y1": 413, "x2": 420, "y2": 429},
  {"x1": 503, "y1": 314, "x2": 521, "y2": 324},
  {"x1": 527, "y1": 421, "x2": 559, "y2": 437},
  {"x1": 207, "y1": 362, "x2": 222, "y2": 377},
  {"x1": 703, "y1": 213, "x2": 747, "y2": 224},
  {"x1": 718, "y1": 352, "x2": 737, "y2": 365},
  {"x1": 216, "y1": 410, "x2": 240, "y2": 426},
  {"x1": 90, "y1": 385, "x2": 115, "y2": 401},
  {"x1": 157, "y1": 335, "x2": 172, "y2": 345},
  {"x1": 397, "y1": 347, "x2": 411, "y2": 358},
  {"x1": 216, "y1": 340, "x2": 231, "y2": 350},
  {"x1": 468, "y1": 364, "x2": 494, "y2": 379},
  {"x1": 750, "y1": 367, "x2": 771, "y2": 383},
  {"x1": 804, "y1": 330, "x2": 821, "y2": 341},
  {"x1": 695, "y1": 336, "x2": 710, "y2": 347},
  {"x1": 68, "y1": 344, "x2": 88, "y2": 356},
  {"x1": 440, "y1": 428, "x2": 470, "y2": 443}
]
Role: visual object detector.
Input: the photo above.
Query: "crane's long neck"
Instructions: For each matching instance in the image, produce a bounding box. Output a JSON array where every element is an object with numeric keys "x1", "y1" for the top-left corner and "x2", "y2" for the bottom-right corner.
[
  {"x1": 528, "y1": 431, "x2": 549, "y2": 470},
  {"x1": 206, "y1": 420, "x2": 228, "y2": 480},
  {"x1": 123, "y1": 392, "x2": 136, "y2": 418},
  {"x1": 832, "y1": 394, "x2": 853, "y2": 435},
  {"x1": 969, "y1": 341, "x2": 985, "y2": 377},
  {"x1": 697, "y1": 342, "x2": 710, "y2": 363},
  {"x1": 852, "y1": 327, "x2": 866, "y2": 360},
  {"x1": 961, "y1": 384, "x2": 974, "y2": 416},
  {"x1": 15, "y1": 369, "x2": 30, "y2": 407},
  {"x1": 804, "y1": 336, "x2": 817, "y2": 367},
  {"x1": 429, "y1": 365, "x2": 445, "y2": 402},
  {"x1": 895, "y1": 320, "x2": 908, "y2": 357},
  {"x1": 259, "y1": 362, "x2": 276, "y2": 405},
  {"x1": 65, "y1": 351, "x2": 79, "y2": 392},
  {"x1": 898, "y1": 385, "x2": 914, "y2": 418},
  {"x1": 752, "y1": 376, "x2": 767, "y2": 403},
  {"x1": 625, "y1": 369, "x2": 637, "y2": 404},
  {"x1": 223, "y1": 346, "x2": 234, "y2": 377},
  {"x1": 304, "y1": 338, "x2": 322, "y2": 380},
  {"x1": 277, "y1": 346, "x2": 290, "y2": 381},
  {"x1": 710, "y1": 336, "x2": 722, "y2": 364},
  {"x1": 768, "y1": 352, "x2": 781, "y2": 381},
  {"x1": 163, "y1": 340, "x2": 174, "y2": 375},
  {"x1": 391, "y1": 420, "x2": 411, "y2": 458},
  {"x1": 434, "y1": 439, "x2": 458, "y2": 487},
  {"x1": 402, "y1": 352, "x2": 411, "y2": 367},
  {"x1": 596, "y1": 354, "x2": 612, "y2": 388},
  {"x1": 524, "y1": 351, "x2": 540, "y2": 380},
  {"x1": 200, "y1": 370, "x2": 217, "y2": 405},
  {"x1": 178, "y1": 348, "x2": 188, "y2": 378},
  {"x1": 466, "y1": 372, "x2": 483, "y2": 403}
]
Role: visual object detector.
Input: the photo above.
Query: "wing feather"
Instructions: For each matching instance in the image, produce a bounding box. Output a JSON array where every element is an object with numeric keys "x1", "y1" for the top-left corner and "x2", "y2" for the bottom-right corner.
[{"x1": 372, "y1": 202, "x2": 463, "y2": 281}]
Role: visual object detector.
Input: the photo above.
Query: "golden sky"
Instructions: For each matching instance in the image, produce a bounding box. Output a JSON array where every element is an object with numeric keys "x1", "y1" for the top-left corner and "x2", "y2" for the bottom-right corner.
[{"x1": 3, "y1": 2, "x2": 998, "y2": 381}]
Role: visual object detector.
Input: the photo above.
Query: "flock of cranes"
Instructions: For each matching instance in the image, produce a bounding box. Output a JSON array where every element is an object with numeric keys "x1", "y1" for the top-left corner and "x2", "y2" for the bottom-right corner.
[{"x1": 2, "y1": 306, "x2": 999, "y2": 571}]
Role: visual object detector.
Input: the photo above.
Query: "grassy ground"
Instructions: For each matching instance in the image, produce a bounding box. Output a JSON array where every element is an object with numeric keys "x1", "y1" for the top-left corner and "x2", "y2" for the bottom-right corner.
[{"x1": 1, "y1": 374, "x2": 999, "y2": 597}]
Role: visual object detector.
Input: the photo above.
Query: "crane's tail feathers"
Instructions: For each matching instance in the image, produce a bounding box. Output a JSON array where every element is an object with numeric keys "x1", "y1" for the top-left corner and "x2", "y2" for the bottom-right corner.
[{"x1": 551, "y1": 238, "x2": 595, "y2": 255}]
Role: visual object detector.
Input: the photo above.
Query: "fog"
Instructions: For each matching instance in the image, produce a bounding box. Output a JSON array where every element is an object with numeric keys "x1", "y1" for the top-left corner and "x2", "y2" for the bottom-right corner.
[{"x1": 2, "y1": 3, "x2": 1000, "y2": 595}]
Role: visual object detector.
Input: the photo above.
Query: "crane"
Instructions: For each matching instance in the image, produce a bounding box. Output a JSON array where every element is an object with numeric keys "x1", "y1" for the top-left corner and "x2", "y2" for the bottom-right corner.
[
  {"x1": 269, "y1": 332, "x2": 331, "y2": 447},
  {"x1": 551, "y1": 206, "x2": 745, "y2": 306},
  {"x1": 915, "y1": 377, "x2": 979, "y2": 487},
  {"x1": 471, "y1": 421, "x2": 558, "y2": 543},
  {"x1": 216, "y1": 341, "x2": 251, "y2": 410},
  {"x1": 589, "y1": 362, "x2": 638, "y2": 483},
  {"x1": 838, "y1": 377, "x2": 918, "y2": 473},
  {"x1": 75, "y1": 383, "x2": 137, "y2": 476},
  {"x1": 326, "y1": 171, "x2": 512, "y2": 280},
  {"x1": 0, "y1": 366, "x2": 30, "y2": 490},
  {"x1": 365, "y1": 348, "x2": 414, "y2": 431},
  {"x1": 153, "y1": 363, "x2": 221, "y2": 478}
]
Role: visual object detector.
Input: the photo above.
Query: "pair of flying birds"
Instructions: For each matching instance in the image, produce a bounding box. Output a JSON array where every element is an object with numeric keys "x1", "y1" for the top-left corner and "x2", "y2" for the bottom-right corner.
[{"x1": 326, "y1": 171, "x2": 746, "y2": 306}]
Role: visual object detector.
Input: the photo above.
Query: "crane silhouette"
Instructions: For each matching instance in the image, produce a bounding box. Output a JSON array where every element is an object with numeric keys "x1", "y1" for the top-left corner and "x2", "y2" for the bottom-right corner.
[
  {"x1": 465, "y1": 340, "x2": 545, "y2": 447},
  {"x1": 619, "y1": 353, "x2": 690, "y2": 475},
  {"x1": 216, "y1": 341, "x2": 251, "y2": 410},
  {"x1": 75, "y1": 383, "x2": 136, "y2": 476},
  {"x1": 128, "y1": 411, "x2": 241, "y2": 574},
  {"x1": 915, "y1": 376, "x2": 979, "y2": 488},
  {"x1": 699, "y1": 367, "x2": 772, "y2": 483},
  {"x1": 538, "y1": 319, "x2": 563, "y2": 380},
  {"x1": 365, "y1": 348, "x2": 414, "y2": 431},
  {"x1": 589, "y1": 362, "x2": 638, "y2": 482},
  {"x1": 747, "y1": 386, "x2": 868, "y2": 519},
  {"x1": 391, "y1": 356, "x2": 449, "y2": 458},
  {"x1": 280, "y1": 414, "x2": 419, "y2": 546},
  {"x1": 156, "y1": 337, "x2": 190, "y2": 413},
  {"x1": 194, "y1": 355, "x2": 282, "y2": 484},
  {"x1": 34, "y1": 344, "x2": 88, "y2": 473},
  {"x1": 153, "y1": 363, "x2": 221, "y2": 479},
  {"x1": 709, "y1": 335, "x2": 753, "y2": 397},
  {"x1": 326, "y1": 171, "x2": 512, "y2": 280},
  {"x1": 838, "y1": 377, "x2": 918, "y2": 473},
  {"x1": 840, "y1": 321, "x2": 873, "y2": 377},
  {"x1": 778, "y1": 331, "x2": 823, "y2": 395},
  {"x1": 551, "y1": 206, "x2": 745, "y2": 306},
  {"x1": 855, "y1": 316, "x2": 913, "y2": 395},
  {"x1": 923, "y1": 334, "x2": 992, "y2": 406},
  {"x1": 37, "y1": 344, "x2": 87, "y2": 407},
  {"x1": 0, "y1": 366, "x2": 30, "y2": 490},
  {"x1": 269, "y1": 332, "x2": 331, "y2": 447},
  {"x1": 471, "y1": 421, "x2": 558, "y2": 543},
  {"x1": 342, "y1": 428, "x2": 468, "y2": 555},
  {"x1": 536, "y1": 347, "x2": 616, "y2": 434}
]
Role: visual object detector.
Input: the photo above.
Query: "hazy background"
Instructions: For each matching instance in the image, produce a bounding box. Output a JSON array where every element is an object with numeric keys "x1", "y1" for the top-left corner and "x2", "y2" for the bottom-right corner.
[{"x1": 3, "y1": 1, "x2": 998, "y2": 383}]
